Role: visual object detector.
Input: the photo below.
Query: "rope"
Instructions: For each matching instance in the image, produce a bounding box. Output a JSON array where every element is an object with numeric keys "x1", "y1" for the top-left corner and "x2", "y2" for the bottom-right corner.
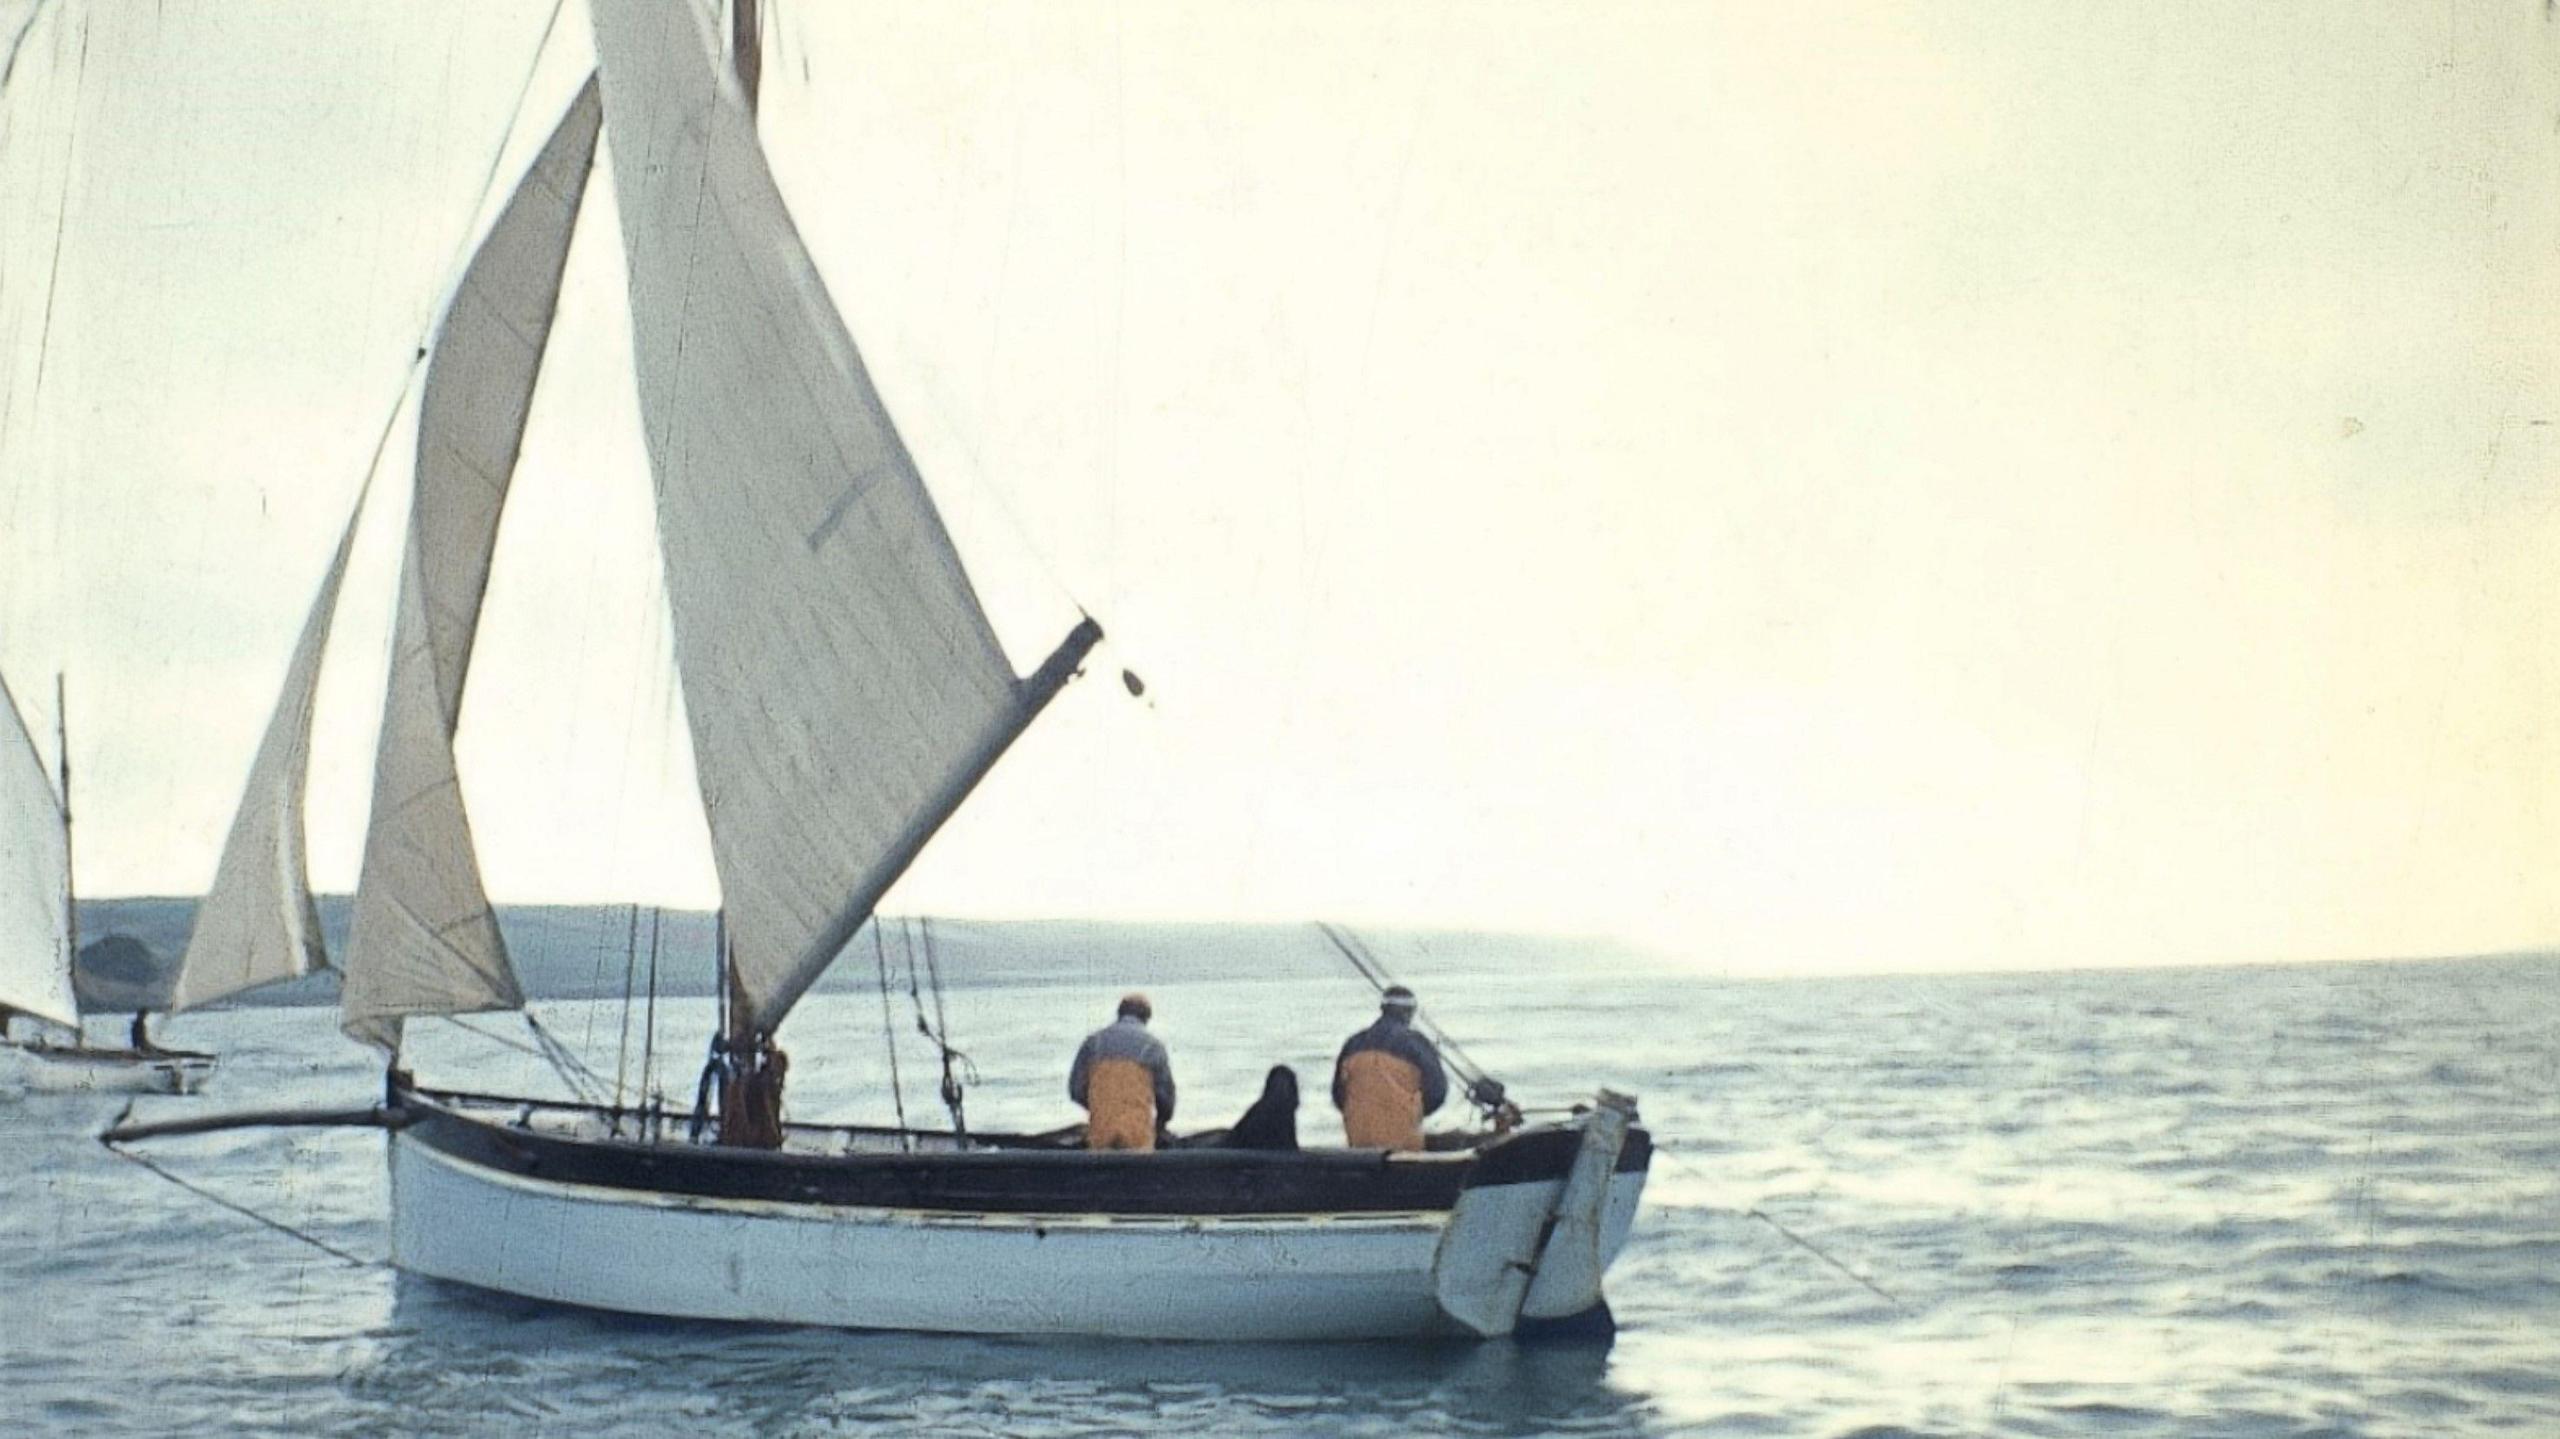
[
  {"x1": 1744, "y1": 1206, "x2": 1911, "y2": 1314},
  {"x1": 612, "y1": 902, "x2": 640, "y2": 1112},
  {"x1": 436, "y1": 1013, "x2": 606, "y2": 1106},
  {"x1": 410, "y1": 0, "x2": 574, "y2": 337},
  {"x1": 523, "y1": 1011, "x2": 610, "y2": 1105},
  {"x1": 1649, "y1": 1145, "x2": 1911, "y2": 1313},
  {"x1": 873, "y1": 922, "x2": 910, "y2": 1142},
  {"x1": 917, "y1": 917, "x2": 973, "y2": 1137},
  {"x1": 1315, "y1": 922, "x2": 1506, "y2": 1106},
  {"x1": 641, "y1": 907, "x2": 663, "y2": 1104},
  {"x1": 101, "y1": 1139, "x2": 377, "y2": 1271},
  {"x1": 441, "y1": 1014, "x2": 544, "y2": 1059}
]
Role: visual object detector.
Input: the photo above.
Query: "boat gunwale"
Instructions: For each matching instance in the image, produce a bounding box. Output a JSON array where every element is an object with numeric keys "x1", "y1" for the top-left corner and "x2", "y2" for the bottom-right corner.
[
  {"x1": 396, "y1": 1135, "x2": 1457, "y2": 1229},
  {"x1": 17, "y1": 1039, "x2": 217, "y2": 1066},
  {"x1": 397, "y1": 1082, "x2": 1650, "y2": 1217}
]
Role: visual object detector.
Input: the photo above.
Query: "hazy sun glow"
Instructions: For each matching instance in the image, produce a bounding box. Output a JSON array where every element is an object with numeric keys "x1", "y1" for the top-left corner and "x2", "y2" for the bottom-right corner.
[{"x1": 3, "y1": 1, "x2": 2554, "y2": 974}]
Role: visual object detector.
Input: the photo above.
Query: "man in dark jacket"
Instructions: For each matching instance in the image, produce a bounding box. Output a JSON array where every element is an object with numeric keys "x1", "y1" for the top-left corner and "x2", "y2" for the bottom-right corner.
[
  {"x1": 1069, "y1": 993, "x2": 1176, "y2": 1150},
  {"x1": 1330, "y1": 985, "x2": 1448, "y2": 1150}
]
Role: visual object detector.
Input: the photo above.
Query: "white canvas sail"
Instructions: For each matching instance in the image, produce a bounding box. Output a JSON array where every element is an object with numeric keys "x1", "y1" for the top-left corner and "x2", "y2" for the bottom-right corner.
[
  {"x1": 340, "y1": 79, "x2": 602, "y2": 1049},
  {"x1": 166, "y1": 484, "x2": 368, "y2": 1013},
  {"x1": 0, "y1": 666, "x2": 76, "y2": 1029},
  {"x1": 591, "y1": 0, "x2": 1049, "y2": 1035}
]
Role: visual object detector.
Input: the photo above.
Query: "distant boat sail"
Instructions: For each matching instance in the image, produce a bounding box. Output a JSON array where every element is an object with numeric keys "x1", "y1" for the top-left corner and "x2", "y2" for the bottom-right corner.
[
  {"x1": 114, "y1": 0, "x2": 1649, "y2": 1340},
  {"x1": 0, "y1": 671, "x2": 213, "y2": 1093},
  {"x1": 0, "y1": 667, "x2": 78, "y2": 1032}
]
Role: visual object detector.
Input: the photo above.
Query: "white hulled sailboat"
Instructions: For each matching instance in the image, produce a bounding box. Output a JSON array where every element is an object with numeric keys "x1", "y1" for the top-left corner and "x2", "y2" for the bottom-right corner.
[
  {"x1": 116, "y1": 0, "x2": 1649, "y2": 1340},
  {"x1": 0, "y1": 670, "x2": 214, "y2": 1094}
]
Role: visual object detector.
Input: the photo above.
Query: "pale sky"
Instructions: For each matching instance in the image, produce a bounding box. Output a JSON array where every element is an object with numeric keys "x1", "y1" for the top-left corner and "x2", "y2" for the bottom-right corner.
[{"x1": 2, "y1": 1, "x2": 2555, "y2": 974}]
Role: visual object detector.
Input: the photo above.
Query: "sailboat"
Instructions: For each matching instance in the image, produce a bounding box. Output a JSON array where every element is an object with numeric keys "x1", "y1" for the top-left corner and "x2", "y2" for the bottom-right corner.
[
  {"x1": 115, "y1": 0, "x2": 1649, "y2": 1340},
  {"x1": 156, "y1": 465, "x2": 369, "y2": 1026},
  {"x1": 0, "y1": 670, "x2": 215, "y2": 1095}
]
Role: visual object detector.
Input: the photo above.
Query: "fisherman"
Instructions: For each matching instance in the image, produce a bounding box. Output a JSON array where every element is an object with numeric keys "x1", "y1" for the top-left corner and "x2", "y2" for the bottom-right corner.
[
  {"x1": 129, "y1": 1012, "x2": 156, "y2": 1055},
  {"x1": 1221, "y1": 1064, "x2": 1300, "y2": 1151},
  {"x1": 1068, "y1": 993, "x2": 1175, "y2": 1151},
  {"x1": 1330, "y1": 985, "x2": 1448, "y2": 1150}
]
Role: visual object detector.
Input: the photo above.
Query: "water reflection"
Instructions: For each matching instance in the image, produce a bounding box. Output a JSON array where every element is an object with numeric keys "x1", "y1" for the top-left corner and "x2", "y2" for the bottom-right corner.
[{"x1": 375, "y1": 1275, "x2": 1648, "y2": 1436}]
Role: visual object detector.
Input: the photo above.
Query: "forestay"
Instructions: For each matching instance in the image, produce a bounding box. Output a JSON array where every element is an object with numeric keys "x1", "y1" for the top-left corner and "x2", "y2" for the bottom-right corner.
[
  {"x1": 591, "y1": 0, "x2": 1034, "y2": 1033},
  {"x1": 340, "y1": 80, "x2": 602, "y2": 1050},
  {"x1": 168, "y1": 484, "x2": 368, "y2": 1013},
  {"x1": 0, "y1": 667, "x2": 76, "y2": 1028}
]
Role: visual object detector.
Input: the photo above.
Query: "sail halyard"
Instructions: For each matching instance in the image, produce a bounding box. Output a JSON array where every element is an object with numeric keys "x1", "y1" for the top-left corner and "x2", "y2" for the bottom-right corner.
[
  {"x1": 0, "y1": 665, "x2": 77, "y2": 1029},
  {"x1": 714, "y1": 0, "x2": 762, "y2": 1149},
  {"x1": 590, "y1": 0, "x2": 1082, "y2": 1040},
  {"x1": 339, "y1": 78, "x2": 603, "y2": 1051},
  {"x1": 167, "y1": 480, "x2": 371, "y2": 1013},
  {"x1": 55, "y1": 674, "x2": 77, "y2": 1021}
]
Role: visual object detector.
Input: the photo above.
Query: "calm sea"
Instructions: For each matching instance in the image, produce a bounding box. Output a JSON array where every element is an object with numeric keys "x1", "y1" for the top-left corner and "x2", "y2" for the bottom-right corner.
[{"x1": 4, "y1": 921, "x2": 2556, "y2": 1437}]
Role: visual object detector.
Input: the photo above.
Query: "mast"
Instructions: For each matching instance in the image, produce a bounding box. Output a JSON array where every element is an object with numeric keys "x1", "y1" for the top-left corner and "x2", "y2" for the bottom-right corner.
[
  {"x1": 55, "y1": 673, "x2": 76, "y2": 1032},
  {"x1": 714, "y1": 0, "x2": 767, "y2": 1146},
  {"x1": 730, "y1": 0, "x2": 761, "y2": 113}
]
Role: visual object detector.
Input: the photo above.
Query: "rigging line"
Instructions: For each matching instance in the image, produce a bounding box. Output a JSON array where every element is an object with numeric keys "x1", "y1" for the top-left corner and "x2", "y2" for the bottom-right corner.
[
  {"x1": 900, "y1": 915, "x2": 928, "y2": 1037},
  {"x1": 1744, "y1": 1208, "x2": 1912, "y2": 1315},
  {"x1": 100, "y1": 1139, "x2": 377, "y2": 1271},
  {"x1": 918, "y1": 917, "x2": 972, "y2": 1132},
  {"x1": 23, "y1": 5, "x2": 86, "y2": 417},
  {"x1": 641, "y1": 905, "x2": 663, "y2": 1102},
  {"x1": 523, "y1": 1010, "x2": 610, "y2": 1103},
  {"x1": 923, "y1": 917, "x2": 952, "y2": 1045},
  {"x1": 926, "y1": 922, "x2": 973, "y2": 1081},
  {"x1": 1648, "y1": 1146, "x2": 1911, "y2": 1313},
  {"x1": 242, "y1": 0, "x2": 559, "y2": 549},
  {"x1": 1317, "y1": 922, "x2": 1496, "y2": 1091},
  {"x1": 438, "y1": 1014, "x2": 544, "y2": 1059},
  {"x1": 872, "y1": 921, "x2": 910, "y2": 1142},
  {"x1": 409, "y1": 0, "x2": 574, "y2": 342},
  {"x1": 1353, "y1": 929, "x2": 1496, "y2": 1085},
  {"x1": 580, "y1": 892, "x2": 616, "y2": 1058},
  {"x1": 613, "y1": 901, "x2": 640, "y2": 1112}
]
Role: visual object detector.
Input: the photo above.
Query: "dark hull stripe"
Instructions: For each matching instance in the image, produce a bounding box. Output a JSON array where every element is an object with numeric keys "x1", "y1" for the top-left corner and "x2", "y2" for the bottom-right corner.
[{"x1": 398, "y1": 1088, "x2": 1651, "y2": 1218}]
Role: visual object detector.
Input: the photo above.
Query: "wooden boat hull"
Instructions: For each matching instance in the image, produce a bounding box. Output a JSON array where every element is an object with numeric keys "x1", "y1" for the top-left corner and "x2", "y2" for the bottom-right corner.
[
  {"x1": 386, "y1": 1089, "x2": 1647, "y2": 1340},
  {"x1": 1, "y1": 1042, "x2": 215, "y2": 1095}
]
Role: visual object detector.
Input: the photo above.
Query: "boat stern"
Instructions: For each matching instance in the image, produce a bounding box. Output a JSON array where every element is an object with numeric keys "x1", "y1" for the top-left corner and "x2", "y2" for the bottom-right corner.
[{"x1": 1430, "y1": 1090, "x2": 1647, "y2": 1338}]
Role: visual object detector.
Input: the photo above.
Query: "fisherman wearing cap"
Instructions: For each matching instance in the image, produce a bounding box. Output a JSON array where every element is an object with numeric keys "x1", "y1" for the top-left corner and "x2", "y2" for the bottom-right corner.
[
  {"x1": 1330, "y1": 986, "x2": 1449, "y2": 1151},
  {"x1": 1069, "y1": 993, "x2": 1177, "y2": 1151}
]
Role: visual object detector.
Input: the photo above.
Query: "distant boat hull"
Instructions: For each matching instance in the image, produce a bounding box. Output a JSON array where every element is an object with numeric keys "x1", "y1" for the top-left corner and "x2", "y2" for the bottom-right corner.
[
  {"x1": 387, "y1": 1086, "x2": 1646, "y2": 1341},
  {"x1": 2, "y1": 1041, "x2": 215, "y2": 1095}
]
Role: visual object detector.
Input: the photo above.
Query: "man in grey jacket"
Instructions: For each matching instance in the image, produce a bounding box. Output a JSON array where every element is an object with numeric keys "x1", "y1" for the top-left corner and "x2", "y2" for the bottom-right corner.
[{"x1": 1069, "y1": 993, "x2": 1177, "y2": 1150}]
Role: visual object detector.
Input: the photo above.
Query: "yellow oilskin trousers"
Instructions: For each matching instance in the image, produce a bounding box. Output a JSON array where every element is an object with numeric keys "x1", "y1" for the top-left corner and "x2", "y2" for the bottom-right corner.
[
  {"x1": 1084, "y1": 1058, "x2": 1159, "y2": 1151},
  {"x1": 1338, "y1": 1049, "x2": 1426, "y2": 1151}
]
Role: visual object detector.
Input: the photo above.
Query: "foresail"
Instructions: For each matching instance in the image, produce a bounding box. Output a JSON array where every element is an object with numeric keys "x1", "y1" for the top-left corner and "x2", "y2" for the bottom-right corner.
[
  {"x1": 340, "y1": 78, "x2": 602, "y2": 1050},
  {"x1": 167, "y1": 483, "x2": 367, "y2": 1013},
  {"x1": 593, "y1": 0, "x2": 1049, "y2": 1033},
  {"x1": 0, "y1": 666, "x2": 76, "y2": 1028}
]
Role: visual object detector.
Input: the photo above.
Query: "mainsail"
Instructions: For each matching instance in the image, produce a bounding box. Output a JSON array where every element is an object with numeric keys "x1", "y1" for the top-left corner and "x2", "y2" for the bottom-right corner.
[
  {"x1": 339, "y1": 79, "x2": 602, "y2": 1049},
  {"x1": 591, "y1": 0, "x2": 1091, "y2": 1035},
  {"x1": 0, "y1": 666, "x2": 76, "y2": 1028},
  {"x1": 166, "y1": 485, "x2": 367, "y2": 1013}
]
